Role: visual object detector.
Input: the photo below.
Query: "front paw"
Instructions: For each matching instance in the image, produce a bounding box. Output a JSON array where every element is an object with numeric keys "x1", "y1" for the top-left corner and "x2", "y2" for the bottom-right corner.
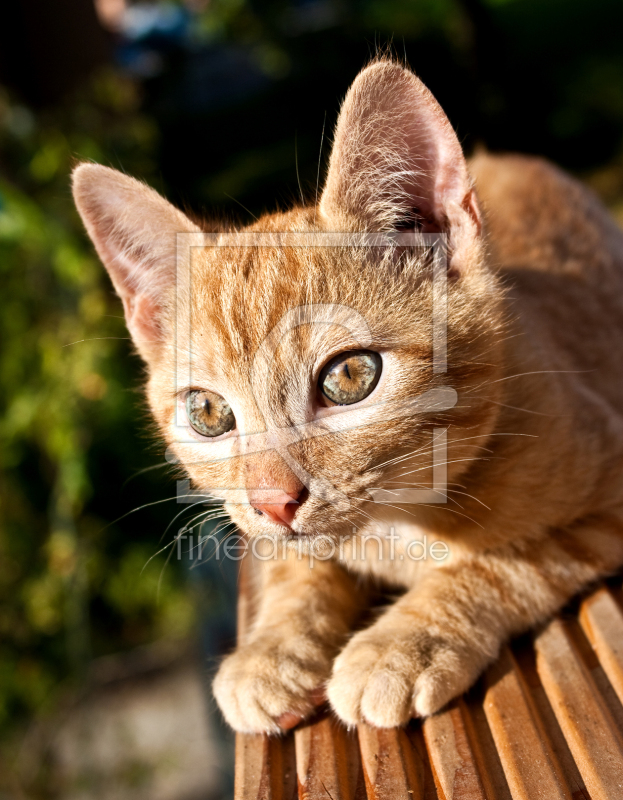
[
  {"x1": 213, "y1": 635, "x2": 332, "y2": 734},
  {"x1": 327, "y1": 625, "x2": 483, "y2": 728}
]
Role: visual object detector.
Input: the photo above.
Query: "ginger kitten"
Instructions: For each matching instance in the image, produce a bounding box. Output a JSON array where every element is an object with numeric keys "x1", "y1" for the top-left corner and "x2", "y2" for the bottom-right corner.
[{"x1": 72, "y1": 59, "x2": 623, "y2": 733}]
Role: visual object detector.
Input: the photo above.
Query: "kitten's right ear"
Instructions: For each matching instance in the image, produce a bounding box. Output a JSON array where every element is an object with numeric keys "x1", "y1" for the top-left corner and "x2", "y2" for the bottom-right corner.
[{"x1": 72, "y1": 163, "x2": 200, "y2": 362}]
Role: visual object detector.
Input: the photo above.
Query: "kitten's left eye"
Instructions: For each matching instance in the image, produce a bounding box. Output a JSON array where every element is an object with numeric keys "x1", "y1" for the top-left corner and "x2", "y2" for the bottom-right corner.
[
  {"x1": 319, "y1": 350, "x2": 382, "y2": 406},
  {"x1": 185, "y1": 390, "x2": 235, "y2": 437}
]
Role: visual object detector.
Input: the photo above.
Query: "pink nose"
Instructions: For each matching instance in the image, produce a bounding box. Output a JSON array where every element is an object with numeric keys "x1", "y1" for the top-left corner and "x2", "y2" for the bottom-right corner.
[{"x1": 251, "y1": 489, "x2": 304, "y2": 528}]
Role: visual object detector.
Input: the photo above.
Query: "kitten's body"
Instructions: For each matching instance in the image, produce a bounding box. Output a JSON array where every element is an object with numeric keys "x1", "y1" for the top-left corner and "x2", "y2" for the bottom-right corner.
[{"x1": 73, "y1": 61, "x2": 623, "y2": 733}]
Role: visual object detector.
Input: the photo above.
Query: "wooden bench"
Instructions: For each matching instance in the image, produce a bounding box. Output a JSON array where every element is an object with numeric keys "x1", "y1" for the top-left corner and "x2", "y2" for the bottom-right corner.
[{"x1": 233, "y1": 562, "x2": 623, "y2": 800}]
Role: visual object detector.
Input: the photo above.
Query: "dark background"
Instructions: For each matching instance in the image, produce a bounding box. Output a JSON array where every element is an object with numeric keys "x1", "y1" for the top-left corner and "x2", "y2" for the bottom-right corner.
[{"x1": 1, "y1": 0, "x2": 622, "y2": 793}]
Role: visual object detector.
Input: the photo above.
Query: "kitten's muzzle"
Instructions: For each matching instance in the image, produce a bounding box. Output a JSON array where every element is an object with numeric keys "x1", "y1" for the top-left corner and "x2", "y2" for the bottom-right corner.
[{"x1": 245, "y1": 454, "x2": 308, "y2": 529}]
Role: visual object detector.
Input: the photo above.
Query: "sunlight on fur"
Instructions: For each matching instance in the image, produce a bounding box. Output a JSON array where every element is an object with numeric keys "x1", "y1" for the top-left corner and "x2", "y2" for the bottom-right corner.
[{"x1": 73, "y1": 58, "x2": 623, "y2": 734}]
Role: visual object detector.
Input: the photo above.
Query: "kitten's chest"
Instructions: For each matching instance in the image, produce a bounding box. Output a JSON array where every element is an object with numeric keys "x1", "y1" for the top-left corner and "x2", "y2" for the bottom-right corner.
[{"x1": 336, "y1": 514, "x2": 452, "y2": 587}]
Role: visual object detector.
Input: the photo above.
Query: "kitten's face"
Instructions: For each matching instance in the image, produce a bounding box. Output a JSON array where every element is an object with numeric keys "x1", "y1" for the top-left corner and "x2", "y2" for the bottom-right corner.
[
  {"x1": 146, "y1": 208, "x2": 502, "y2": 544},
  {"x1": 72, "y1": 61, "x2": 505, "y2": 546}
]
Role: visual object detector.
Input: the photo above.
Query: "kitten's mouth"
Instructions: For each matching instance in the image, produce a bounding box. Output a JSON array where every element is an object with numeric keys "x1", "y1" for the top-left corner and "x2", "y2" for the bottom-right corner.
[{"x1": 254, "y1": 507, "x2": 295, "y2": 533}]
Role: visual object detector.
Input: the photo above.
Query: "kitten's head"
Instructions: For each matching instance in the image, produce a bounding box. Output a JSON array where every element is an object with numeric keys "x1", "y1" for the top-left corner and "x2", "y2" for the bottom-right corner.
[{"x1": 73, "y1": 60, "x2": 504, "y2": 547}]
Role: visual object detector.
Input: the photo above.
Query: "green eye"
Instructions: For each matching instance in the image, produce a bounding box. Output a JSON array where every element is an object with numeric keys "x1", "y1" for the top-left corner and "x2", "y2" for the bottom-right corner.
[
  {"x1": 319, "y1": 350, "x2": 382, "y2": 406},
  {"x1": 186, "y1": 390, "x2": 235, "y2": 437}
]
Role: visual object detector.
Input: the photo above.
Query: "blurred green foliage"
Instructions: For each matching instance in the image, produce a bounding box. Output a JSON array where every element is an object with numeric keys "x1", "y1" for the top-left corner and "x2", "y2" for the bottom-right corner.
[{"x1": 0, "y1": 72, "x2": 195, "y2": 743}]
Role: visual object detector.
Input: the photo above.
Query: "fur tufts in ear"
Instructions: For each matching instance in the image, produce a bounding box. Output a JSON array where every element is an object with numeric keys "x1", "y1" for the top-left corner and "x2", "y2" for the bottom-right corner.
[
  {"x1": 72, "y1": 163, "x2": 200, "y2": 361},
  {"x1": 320, "y1": 60, "x2": 482, "y2": 274}
]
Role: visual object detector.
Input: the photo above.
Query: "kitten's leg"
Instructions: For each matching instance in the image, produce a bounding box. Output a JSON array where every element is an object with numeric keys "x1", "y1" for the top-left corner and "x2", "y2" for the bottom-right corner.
[
  {"x1": 213, "y1": 550, "x2": 365, "y2": 733},
  {"x1": 328, "y1": 518, "x2": 623, "y2": 728}
]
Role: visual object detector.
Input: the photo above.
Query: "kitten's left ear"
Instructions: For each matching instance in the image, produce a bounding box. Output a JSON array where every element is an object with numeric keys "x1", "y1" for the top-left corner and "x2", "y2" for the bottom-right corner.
[
  {"x1": 72, "y1": 163, "x2": 200, "y2": 362},
  {"x1": 320, "y1": 60, "x2": 481, "y2": 275}
]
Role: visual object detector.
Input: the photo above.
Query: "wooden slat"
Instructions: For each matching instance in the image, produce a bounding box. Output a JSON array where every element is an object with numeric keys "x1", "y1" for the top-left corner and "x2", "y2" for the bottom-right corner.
[
  {"x1": 511, "y1": 638, "x2": 590, "y2": 800},
  {"x1": 295, "y1": 712, "x2": 363, "y2": 799},
  {"x1": 483, "y1": 646, "x2": 572, "y2": 800},
  {"x1": 358, "y1": 723, "x2": 425, "y2": 799},
  {"x1": 234, "y1": 553, "x2": 297, "y2": 800},
  {"x1": 535, "y1": 618, "x2": 623, "y2": 800},
  {"x1": 580, "y1": 585, "x2": 623, "y2": 707},
  {"x1": 233, "y1": 574, "x2": 623, "y2": 800},
  {"x1": 405, "y1": 723, "x2": 445, "y2": 800},
  {"x1": 460, "y1": 689, "x2": 513, "y2": 800},
  {"x1": 235, "y1": 733, "x2": 297, "y2": 800},
  {"x1": 566, "y1": 615, "x2": 623, "y2": 739},
  {"x1": 423, "y1": 700, "x2": 487, "y2": 799}
]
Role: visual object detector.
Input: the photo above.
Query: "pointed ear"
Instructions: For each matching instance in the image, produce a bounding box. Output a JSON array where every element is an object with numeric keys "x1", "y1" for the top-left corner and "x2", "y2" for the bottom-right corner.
[
  {"x1": 320, "y1": 60, "x2": 481, "y2": 274},
  {"x1": 72, "y1": 163, "x2": 200, "y2": 361}
]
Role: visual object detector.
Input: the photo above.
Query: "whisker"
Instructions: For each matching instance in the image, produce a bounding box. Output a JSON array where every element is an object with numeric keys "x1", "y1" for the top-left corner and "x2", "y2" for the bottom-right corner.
[
  {"x1": 122, "y1": 461, "x2": 174, "y2": 487},
  {"x1": 294, "y1": 132, "x2": 305, "y2": 206},
  {"x1": 159, "y1": 498, "x2": 217, "y2": 544},
  {"x1": 101, "y1": 494, "x2": 205, "y2": 534},
  {"x1": 391, "y1": 457, "x2": 488, "y2": 479},
  {"x1": 354, "y1": 497, "x2": 423, "y2": 521},
  {"x1": 467, "y1": 368, "x2": 593, "y2": 395},
  {"x1": 382, "y1": 483, "x2": 492, "y2": 511},
  {"x1": 62, "y1": 337, "x2": 131, "y2": 347},
  {"x1": 368, "y1": 497, "x2": 484, "y2": 529},
  {"x1": 466, "y1": 396, "x2": 560, "y2": 417},
  {"x1": 190, "y1": 521, "x2": 237, "y2": 567},
  {"x1": 185, "y1": 511, "x2": 230, "y2": 536},
  {"x1": 142, "y1": 529, "x2": 184, "y2": 574},
  {"x1": 313, "y1": 111, "x2": 327, "y2": 227}
]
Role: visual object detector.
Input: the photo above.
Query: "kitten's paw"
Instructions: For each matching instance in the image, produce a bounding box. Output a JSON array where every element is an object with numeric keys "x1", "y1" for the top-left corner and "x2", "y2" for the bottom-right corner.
[
  {"x1": 213, "y1": 636, "x2": 331, "y2": 733},
  {"x1": 327, "y1": 626, "x2": 480, "y2": 728}
]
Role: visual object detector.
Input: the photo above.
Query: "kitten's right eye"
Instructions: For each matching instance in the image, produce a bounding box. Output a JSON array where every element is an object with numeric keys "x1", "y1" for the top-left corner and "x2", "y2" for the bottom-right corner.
[{"x1": 185, "y1": 390, "x2": 235, "y2": 437}]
